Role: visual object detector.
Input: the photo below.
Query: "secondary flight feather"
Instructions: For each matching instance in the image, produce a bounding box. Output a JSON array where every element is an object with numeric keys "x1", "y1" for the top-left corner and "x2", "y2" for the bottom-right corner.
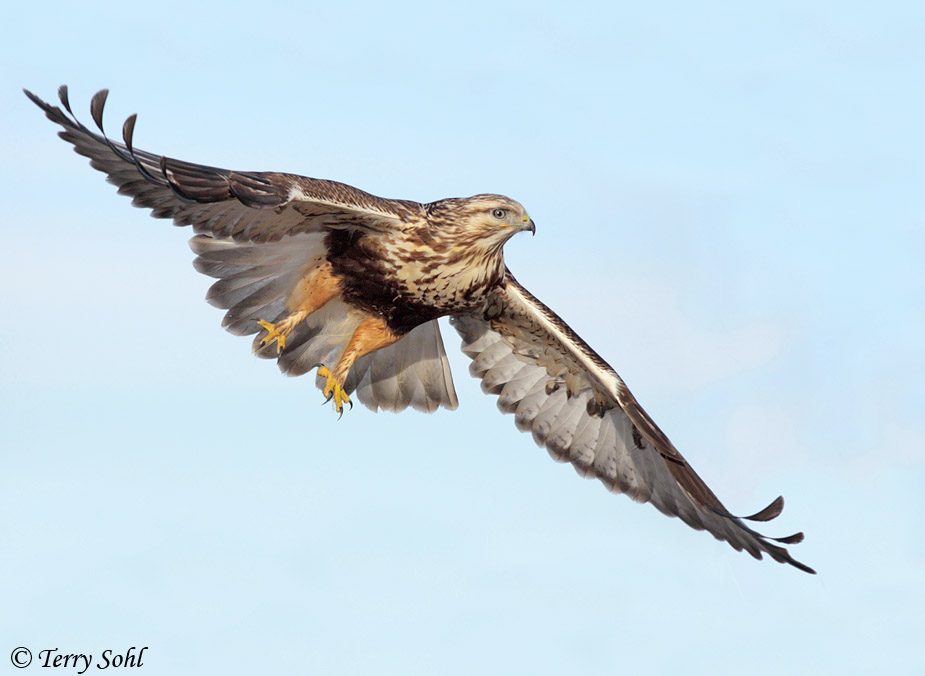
[{"x1": 26, "y1": 86, "x2": 815, "y2": 574}]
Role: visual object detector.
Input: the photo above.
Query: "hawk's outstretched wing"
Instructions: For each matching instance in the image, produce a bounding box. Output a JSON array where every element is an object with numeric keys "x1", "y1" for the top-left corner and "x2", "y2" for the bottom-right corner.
[
  {"x1": 25, "y1": 87, "x2": 421, "y2": 241},
  {"x1": 26, "y1": 86, "x2": 458, "y2": 413},
  {"x1": 451, "y1": 272, "x2": 814, "y2": 573}
]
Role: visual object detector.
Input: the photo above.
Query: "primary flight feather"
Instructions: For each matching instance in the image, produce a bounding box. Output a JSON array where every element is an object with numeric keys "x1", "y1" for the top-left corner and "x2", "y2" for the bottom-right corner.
[{"x1": 26, "y1": 86, "x2": 815, "y2": 574}]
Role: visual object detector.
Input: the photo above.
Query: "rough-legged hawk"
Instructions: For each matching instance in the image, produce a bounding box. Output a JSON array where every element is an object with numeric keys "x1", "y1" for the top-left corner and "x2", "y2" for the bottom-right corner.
[{"x1": 26, "y1": 87, "x2": 814, "y2": 574}]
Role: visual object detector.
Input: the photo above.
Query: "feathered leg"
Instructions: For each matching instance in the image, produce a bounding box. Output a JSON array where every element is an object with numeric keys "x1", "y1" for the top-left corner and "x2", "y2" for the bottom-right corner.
[
  {"x1": 318, "y1": 317, "x2": 403, "y2": 415},
  {"x1": 258, "y1": 261, "x2": 341, "y2": 353}
]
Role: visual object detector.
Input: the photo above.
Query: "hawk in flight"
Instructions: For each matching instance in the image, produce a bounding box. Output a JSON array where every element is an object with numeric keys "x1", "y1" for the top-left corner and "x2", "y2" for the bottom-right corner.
[{"x1": 27, "y1": 87, "x2": 814, "y2": 574}]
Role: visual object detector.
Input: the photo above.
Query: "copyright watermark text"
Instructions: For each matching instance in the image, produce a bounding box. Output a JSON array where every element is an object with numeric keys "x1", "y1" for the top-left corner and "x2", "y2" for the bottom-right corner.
[{"x1": 10, "y1": 647, "x2": 147, "y2": 673}]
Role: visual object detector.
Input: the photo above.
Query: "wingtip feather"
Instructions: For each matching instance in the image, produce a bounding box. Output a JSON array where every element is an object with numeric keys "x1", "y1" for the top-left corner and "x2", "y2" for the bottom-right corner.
[
  {"x1": 58, "y1": 84, "x2": 71, "y2": 113},
  {"x1": 745, "y1": 495, "x2": 785, "y2": 522},
  {"x1": 23, "y1": 88, "x2": 41, "y2": 106},
  {"x1": 90, "y1": 88, "x2": 110, "y2": 132},
  {"x1": 773, "y1": 531, "x2": 805, "y2": 545},
  {"x1": 122, "y1": 113, "x2": 138, "y2": 153}
]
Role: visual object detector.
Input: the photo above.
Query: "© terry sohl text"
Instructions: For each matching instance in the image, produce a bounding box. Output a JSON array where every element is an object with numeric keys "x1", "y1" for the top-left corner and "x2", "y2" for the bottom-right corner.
[{"x1": 37, "y1": 647, "x2": 147, "y2": 673}]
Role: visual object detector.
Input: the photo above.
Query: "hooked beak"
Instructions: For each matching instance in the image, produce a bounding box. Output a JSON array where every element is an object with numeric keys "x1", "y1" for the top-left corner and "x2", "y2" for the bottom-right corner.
[{"x1": 522, "y1": 218, "x2": 536, "y2": 236}]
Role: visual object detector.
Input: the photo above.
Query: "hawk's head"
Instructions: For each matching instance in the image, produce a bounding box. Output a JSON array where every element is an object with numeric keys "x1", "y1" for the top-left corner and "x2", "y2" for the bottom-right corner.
[{"x1": 427, "y1": 194, "x2": 535, "y2": 251}]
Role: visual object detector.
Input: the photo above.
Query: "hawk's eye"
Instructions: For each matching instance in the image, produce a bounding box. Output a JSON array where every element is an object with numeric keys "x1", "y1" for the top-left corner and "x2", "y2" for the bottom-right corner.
[{"x1": 491, "y1": 208, "x2": 507, "y2": 220}]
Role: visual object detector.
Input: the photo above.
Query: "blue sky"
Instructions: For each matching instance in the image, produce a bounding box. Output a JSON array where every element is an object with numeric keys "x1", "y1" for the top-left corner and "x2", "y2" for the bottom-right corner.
[{"x1": 2, "y1": 1, "x2": 923, "y2": 674}]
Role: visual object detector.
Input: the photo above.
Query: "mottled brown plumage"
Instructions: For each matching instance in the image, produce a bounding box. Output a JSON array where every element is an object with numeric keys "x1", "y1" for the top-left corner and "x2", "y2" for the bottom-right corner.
[
  {"x1": 27, "y1": 86, "x2": 815, "y2": 574},
  {"x1": 323, "y1": 195, "x2": 520, "y2": 335}
]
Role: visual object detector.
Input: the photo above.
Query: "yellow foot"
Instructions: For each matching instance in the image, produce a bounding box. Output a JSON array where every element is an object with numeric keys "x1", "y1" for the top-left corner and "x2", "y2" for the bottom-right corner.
[
  {"x1": 317, "y1": 365, "x2": 352, "y2": 417},
  {"x1": 257, "y1": 310, "x2": 309, "y2": 355},
  {"x1": 257, "y1": 319, "x2": 287, "y2": 354}
]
